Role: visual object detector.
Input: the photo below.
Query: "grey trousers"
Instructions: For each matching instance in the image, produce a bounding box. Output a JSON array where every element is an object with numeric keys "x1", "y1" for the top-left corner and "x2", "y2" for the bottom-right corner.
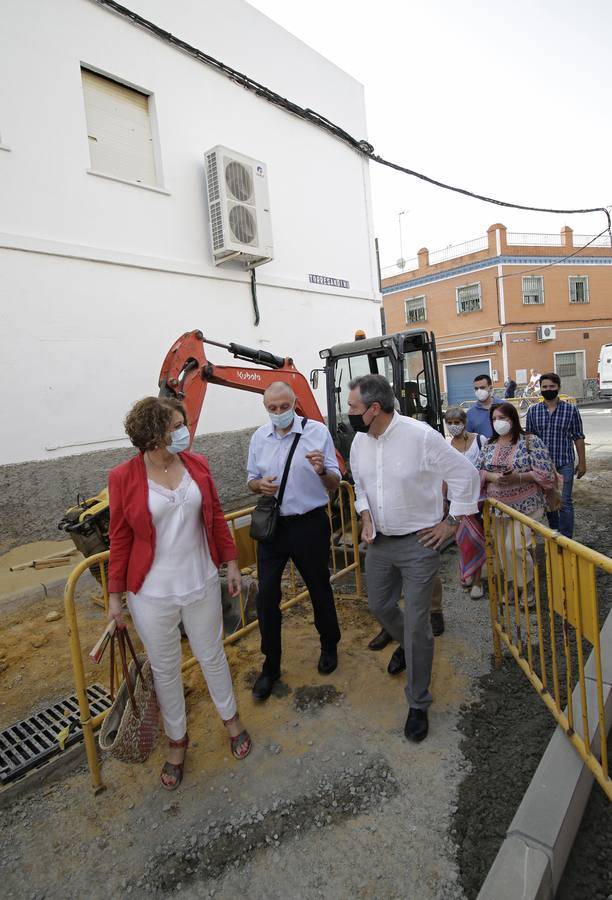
[{"x1": 365, "y1": 534, "x2": 441, "y2": 710}]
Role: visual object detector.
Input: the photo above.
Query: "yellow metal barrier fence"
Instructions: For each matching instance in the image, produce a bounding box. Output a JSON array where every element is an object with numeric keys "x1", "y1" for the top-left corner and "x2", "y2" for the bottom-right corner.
[
  {"x1": 483, "y1": 499, "x2": 611, "y2": 800},
  {"x1": 63, "y1": 481, "x2": 362, "y2": 793}
]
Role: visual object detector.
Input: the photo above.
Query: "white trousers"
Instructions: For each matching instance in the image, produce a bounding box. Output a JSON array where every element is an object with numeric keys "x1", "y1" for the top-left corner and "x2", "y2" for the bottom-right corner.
[
  {"x1": 127, "y1": 579, "x2": 237, "y2": 740},
  {"x1": 498, "y1": 508, "x2": 544, "y2": 590}
]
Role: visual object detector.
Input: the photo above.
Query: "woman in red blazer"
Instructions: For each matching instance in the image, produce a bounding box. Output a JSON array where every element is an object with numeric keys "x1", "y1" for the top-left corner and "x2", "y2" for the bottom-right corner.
[{"x1": 108, "y1": 397, "x2": 251, "y2": 790}]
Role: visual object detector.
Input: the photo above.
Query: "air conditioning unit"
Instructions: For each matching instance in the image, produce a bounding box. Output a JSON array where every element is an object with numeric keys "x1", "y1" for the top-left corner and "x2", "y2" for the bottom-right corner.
[
  {"x1": 537, "y1": 324, "x2": 556, "y2": 341},
  {"x1": 204, "y1": 145, "x2": 273, "y2": 267}
]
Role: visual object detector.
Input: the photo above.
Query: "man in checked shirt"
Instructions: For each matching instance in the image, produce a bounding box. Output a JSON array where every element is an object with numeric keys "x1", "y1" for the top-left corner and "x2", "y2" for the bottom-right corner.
[{"x1": 525, "y1": 372, "x2": 586, "y2": 538}]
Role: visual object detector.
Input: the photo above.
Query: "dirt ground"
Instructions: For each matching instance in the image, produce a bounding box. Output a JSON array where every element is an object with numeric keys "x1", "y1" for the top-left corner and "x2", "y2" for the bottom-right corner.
[
  {"x1": 0, "y1": 552, "x2": 493, "y2": 900},
  {"x1": 1, "y1": 433, "x2": 610, "y2": 899}
]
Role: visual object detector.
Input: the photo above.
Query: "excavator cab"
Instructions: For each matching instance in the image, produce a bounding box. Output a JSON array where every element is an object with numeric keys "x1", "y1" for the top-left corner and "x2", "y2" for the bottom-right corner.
[{"x1": 318, "y1": 329, "x2": 444, "y2": 464}]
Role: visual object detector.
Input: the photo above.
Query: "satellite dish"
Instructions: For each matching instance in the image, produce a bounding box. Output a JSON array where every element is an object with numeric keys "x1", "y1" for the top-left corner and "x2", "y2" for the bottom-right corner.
[{"x1": 396, "y1": 258, "x2": 406, "y2": 270}]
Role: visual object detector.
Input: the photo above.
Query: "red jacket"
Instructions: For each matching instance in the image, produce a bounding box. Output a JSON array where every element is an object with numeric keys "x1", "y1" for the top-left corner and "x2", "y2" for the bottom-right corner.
[{"x1": 107, "y1": 451, "x2": 237, "y2": 594}]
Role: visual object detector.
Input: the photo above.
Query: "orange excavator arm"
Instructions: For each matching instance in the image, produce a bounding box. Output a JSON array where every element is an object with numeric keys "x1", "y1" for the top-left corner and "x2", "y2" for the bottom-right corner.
[{"x1": 158, "y1": 330, "x2": 345, "y2": 472}]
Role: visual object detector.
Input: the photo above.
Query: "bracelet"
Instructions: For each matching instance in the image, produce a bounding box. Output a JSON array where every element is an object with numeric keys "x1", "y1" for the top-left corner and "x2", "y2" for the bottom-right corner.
[{"x1": 318, "y1": 468, "x2": 327, "y2": 477}]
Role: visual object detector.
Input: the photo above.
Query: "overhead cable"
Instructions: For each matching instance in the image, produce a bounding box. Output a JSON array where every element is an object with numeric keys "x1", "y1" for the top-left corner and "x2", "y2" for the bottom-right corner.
[{"x1": 91, "y1": 0, "x2": 612, "y2": 237}]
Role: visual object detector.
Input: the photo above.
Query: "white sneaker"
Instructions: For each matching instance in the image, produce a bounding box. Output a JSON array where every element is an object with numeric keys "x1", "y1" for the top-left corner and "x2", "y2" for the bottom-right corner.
[{"x1": 470, "y1": 584, "x2": 484, "y2": 600}]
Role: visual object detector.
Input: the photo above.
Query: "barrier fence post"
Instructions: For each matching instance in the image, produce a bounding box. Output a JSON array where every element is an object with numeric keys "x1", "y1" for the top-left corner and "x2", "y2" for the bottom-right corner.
[
  {"x1": 63, "y1": 554, "x2": 107, "y2": 794},
  {"x1": 483, "y1": 504, "x2": 502, "y2": 667}
]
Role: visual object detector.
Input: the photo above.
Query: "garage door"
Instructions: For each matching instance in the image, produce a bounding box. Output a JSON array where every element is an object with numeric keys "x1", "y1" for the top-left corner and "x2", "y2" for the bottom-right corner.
[{"x1": 446, "y1": 361, "x2": 491, "y2": 406}]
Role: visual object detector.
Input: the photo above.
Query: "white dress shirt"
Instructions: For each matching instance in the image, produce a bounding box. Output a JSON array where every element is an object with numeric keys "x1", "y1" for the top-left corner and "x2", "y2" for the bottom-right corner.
[
  {"x1": 247, "y1": 416, "x2": 340, "y2": 516},
  {"x1": 350, "y1": 413, "x2": 479, "y2": 535}
]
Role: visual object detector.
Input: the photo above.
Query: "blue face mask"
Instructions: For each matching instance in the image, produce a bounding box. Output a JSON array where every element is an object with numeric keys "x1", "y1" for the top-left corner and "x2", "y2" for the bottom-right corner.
[
  {"x1": 168, "y1": 424, "x2": 190, "y2": 454},
  {"x1": 269, "y1": 408, "x2": 295, "y2": 429}
]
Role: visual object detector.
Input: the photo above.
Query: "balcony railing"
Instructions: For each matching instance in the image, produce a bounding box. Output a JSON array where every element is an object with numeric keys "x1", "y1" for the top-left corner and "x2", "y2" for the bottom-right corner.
[
  {"x1": 572, "y1": 233, "x2": 612, "y2": 248},
  {"x1": 506, "y1": 232, "x2": 563, "y2": 246},
  {"x1": 380, "y1": 257, "x2": 418, "y2": 276},
  {"x1": 428, "y1": 235, "x2": 488, "y2": 265}
]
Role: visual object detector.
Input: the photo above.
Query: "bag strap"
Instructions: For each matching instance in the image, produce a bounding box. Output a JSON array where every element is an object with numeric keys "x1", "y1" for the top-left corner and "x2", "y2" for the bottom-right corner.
[
  {"x1": 276, "y1": 417, "x2": 307, "y2": 507},
  {"x1": 476, "y1": 433, "x2": 483, "y2": 449},
  {"x1": 109, "y1": 625, "x2": 142, "y2": 713}
]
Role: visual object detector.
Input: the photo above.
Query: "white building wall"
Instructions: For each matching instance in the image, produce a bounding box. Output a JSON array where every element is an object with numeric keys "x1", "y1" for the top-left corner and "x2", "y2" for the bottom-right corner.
[{"x1": 0, "y1": 0, "x2": 380, "y2": 466}]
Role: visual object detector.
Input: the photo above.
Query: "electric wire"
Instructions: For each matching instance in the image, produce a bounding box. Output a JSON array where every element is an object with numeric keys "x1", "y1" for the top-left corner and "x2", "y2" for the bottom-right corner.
[
  {"x1": 91, "y1": 0, "x2": 612, "y2": 237},
  {"x1": 250, "y1": 268, "x2": 260, "y2": 327}
]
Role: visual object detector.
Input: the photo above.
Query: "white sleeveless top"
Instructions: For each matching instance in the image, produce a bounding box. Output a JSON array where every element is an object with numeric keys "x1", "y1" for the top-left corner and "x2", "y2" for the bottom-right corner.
[
  {"x1": 463, "y1": 433, "x2": 483, "y2": 467},
  {"x1": 128, "y1": 469, "x2": 218, "y2": 606}
]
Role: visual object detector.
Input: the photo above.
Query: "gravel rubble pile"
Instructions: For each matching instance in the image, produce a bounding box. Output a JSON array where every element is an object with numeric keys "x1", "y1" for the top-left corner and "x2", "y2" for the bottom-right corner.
[{"x1": 138, "y1": 760, "x2": 398, "y2": 894}]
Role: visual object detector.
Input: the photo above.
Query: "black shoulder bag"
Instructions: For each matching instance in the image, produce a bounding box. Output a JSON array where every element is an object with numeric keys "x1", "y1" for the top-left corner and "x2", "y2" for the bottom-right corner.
[{"x1": 249, "y1": 418, "x2": 307, "y2": 543}]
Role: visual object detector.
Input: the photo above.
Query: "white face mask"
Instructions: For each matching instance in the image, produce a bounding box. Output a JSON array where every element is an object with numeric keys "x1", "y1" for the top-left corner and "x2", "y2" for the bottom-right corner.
[
  {"x1": 447, "y1": 423, "x2": 465, "y2": 437},
  {"x1": 493, "y1": 419, "x2": 512, "y2": 436},
  {"x1": 475, "y1": 388, "x2": 490, "y2": 402}
]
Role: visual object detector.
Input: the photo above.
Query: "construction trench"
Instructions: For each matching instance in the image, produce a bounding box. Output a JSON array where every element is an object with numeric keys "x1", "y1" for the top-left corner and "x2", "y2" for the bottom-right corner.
[{"x1": 0, "y1": 459, "x2": 611, "y2": 898}]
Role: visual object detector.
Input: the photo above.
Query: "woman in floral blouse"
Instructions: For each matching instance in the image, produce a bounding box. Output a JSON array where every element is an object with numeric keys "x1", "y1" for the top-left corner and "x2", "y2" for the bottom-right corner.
[{"x1": 477, "y1": 401, "x2": 555, "y2": 598}]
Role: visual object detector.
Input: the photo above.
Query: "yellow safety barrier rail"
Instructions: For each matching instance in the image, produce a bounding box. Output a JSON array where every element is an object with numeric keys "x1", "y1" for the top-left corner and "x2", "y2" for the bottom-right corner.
[
  {"x1": 483, "y1": 499, "x2": 611, "y2": 800},
  {"x1": 64, "y1": 480, "x2": 362, "y2": 793}
]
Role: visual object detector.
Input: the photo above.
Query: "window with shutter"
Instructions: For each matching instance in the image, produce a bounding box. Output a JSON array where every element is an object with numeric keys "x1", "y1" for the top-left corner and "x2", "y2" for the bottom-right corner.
[
  {"x1": 405, "y1": 295, "x2": 427, "y2": 324},
  {"x1": 568, "y1": 276, "x2": 589, "y2": 303},
  {"x1": 456, "y1": 283, "x2": 482, "y2": 314},
  {"x1": 522, "y1": 275, "x2": 544, "y2": 305},
  {"x1": 556, "y1": 352, "x2": 577, "y2": 378},
  {"x1": 81, "y1": 69, "x2": 158, "y2": 186}
]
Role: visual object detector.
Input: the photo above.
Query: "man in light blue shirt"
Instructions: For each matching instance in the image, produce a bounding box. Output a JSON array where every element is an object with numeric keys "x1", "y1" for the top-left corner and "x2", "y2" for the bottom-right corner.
[
  {"x1": 466, "y1": 373, "x2": 500, "y2": 438},
  {"x1": 247, "y1": 382, "x2": 341, "y2": 700}
]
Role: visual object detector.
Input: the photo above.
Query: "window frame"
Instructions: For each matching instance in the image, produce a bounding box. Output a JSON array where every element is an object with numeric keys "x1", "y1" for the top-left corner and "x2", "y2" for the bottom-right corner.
[
  {"x1": 568, "y1": 275, "x2": 590, "y2": 304},
  {"x1": 522, "y1": 274, "x2": 545, "y2": 305},
  {"x1": 404, "y1": 294, "x2": 427, "y2": 324},
  {"x1": 455, "y1": 281, "x2": 482, "y2": 315},
  {"x1": 80, "y1": 64, "x2": 165, "y2": 191}
]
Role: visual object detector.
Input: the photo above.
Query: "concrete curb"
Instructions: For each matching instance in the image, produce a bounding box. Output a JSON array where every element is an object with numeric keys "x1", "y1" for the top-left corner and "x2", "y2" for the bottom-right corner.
[
  {"x1": 477, "y1": 609, "x2": 612, "y2": 900},
  {"x1": 1, "y1": 570, "x2": 97, "y2": 615},
  {"x1": 576, "y1": 398, "x2": 612, "y2": 409}
]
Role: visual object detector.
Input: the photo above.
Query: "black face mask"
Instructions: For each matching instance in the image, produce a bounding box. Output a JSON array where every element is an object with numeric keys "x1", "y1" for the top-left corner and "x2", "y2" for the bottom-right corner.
[
  {"x1": 541, "y1": 389, "x2": 559, "y2": 401},
  {"x1": 349, "y1": 411, "x2": 371, "y2": 433}
]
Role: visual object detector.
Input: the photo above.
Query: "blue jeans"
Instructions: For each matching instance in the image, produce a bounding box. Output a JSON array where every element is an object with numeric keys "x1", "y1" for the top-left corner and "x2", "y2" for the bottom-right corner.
[{"x1": 546, "y1": 462, "x2": 575, "y2": 538}]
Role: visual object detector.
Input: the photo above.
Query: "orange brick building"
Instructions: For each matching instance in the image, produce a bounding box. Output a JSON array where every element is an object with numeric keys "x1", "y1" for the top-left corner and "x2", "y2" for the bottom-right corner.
[{"x1": 382, "y1": 224, "x2": 612, "y2": 404}]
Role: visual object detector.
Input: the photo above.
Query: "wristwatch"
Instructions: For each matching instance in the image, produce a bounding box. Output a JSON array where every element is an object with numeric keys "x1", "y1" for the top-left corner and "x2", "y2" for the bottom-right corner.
[
  {"x1": 318, "y1": 468, "x2": 327, "y2": 477},
  {"x1": 446, "y1": 514, "x2": 460, "y2": 527}
]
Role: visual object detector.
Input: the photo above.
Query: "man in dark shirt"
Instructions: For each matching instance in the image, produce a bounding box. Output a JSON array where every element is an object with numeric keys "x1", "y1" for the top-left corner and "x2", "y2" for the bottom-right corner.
[
  {"x1": 504, "y1": 378, "x2": 517, "y2": 398},
  {"x1": 525, "y1": 372, "x2": 586, "y2": 538},
  {"x1": 466, "y1": 373, "x2": 499, "y2": 438}
]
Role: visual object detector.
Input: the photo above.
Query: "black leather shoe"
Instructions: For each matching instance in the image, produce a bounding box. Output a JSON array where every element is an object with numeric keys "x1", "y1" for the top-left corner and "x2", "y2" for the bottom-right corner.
[
  {"x1": 252, "y1": 671, "x2": 280, "y2": 701},
  {"x1": 318, "y1": 648, "x2": 338, "y2": 675},
  {"x1": 404, "y1": 708, "x2": 428, "y2": 742},
  {"x1": 387, "y1": 645, "x2": 406, "y2": 675},
  {"x1": 368, "y1": 628, "x2": 393, "y2": 651},
  {"x1": 430, "y1": 611, "x2": 445, "y2": 636}
]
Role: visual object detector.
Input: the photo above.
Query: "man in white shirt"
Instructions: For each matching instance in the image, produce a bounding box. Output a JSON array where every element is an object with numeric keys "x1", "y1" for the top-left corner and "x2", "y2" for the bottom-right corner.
[{"x1": 348, "y1": 375, "x2": 479, "y2": 742}]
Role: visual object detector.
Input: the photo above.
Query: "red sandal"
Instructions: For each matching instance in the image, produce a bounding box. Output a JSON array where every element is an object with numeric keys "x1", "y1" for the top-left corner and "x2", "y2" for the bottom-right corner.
[
  {"x1": 223, "y1": 714, "x2": 252, "y2": 760},
  {"x1": 160, "y1": 733, "x2": 189, "y2": 791}
]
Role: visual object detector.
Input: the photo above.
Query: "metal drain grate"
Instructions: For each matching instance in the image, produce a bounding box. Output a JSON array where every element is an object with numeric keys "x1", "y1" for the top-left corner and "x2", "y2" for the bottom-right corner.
[{"x1": 0, "y1": 683, "x2": 112, "y2": 785}]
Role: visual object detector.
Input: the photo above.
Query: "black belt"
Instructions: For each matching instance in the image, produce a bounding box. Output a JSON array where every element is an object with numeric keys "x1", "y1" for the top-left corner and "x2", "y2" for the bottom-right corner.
[
  {"x1": 278, "y1": 505, "x2": 327, "y2": 522},
  {"x1": 379, "y1": 531, "x2": 417, "y2": 539}
]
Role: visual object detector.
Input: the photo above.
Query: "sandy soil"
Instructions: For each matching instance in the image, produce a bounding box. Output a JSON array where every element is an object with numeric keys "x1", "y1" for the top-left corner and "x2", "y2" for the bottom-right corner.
[{"x1": 0, "y1": 553, "x2": 492, "y2": 900}]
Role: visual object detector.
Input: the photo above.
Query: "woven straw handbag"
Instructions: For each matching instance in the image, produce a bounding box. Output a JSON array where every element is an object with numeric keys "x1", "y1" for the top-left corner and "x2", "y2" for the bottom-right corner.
[{"x1": 99, "y1": 625, "x2": 159, "y2": 763}]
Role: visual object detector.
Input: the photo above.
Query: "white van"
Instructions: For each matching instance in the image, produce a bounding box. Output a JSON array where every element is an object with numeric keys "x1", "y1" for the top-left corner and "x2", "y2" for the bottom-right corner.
[{"x1": 598, "y1": 343, "x2": 612, "y2": 399}]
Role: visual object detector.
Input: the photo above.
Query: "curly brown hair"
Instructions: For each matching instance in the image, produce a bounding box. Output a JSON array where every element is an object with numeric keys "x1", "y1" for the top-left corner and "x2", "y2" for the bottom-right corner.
[{"x1": 124, "y1": 397, "x2": 187, "y2": 452}]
